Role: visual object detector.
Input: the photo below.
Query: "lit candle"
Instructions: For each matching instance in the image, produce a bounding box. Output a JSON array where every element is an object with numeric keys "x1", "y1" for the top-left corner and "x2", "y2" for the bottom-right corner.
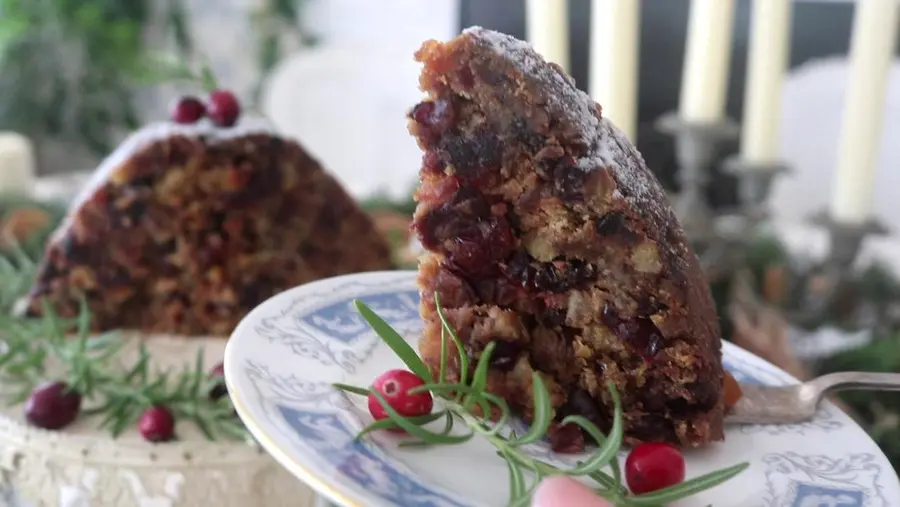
[
  {"x1": 830, "y1": 0, "x2": 900, "y2": 225},
  {"x1": 526, "y1": 0, "x2": 570, "y2": 72},
  {"x1": 679, "y1": 0, "x2": 737, "y2": 124},
  {"x1": 740, "y1": 0, "x2": 793, "y2": 164},
  {"x1": 0, "y1": 132, "x2": 36, "y2": 195},
  {"x1": 589, "y1": 0, "x2": 641, "y2": 140}
]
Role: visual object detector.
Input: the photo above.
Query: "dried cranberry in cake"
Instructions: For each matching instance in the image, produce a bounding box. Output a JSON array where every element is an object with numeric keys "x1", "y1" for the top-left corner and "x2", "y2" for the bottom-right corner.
[
  {"x1": 411, "y1": 100, "x2": 455, "y2": 134},
  {"x1": 412, "y1": 28, "x2": 726, "y2": 448},
  {"x1": 549, "y1": 422, "x2": 585, "y2": 454},
  {"x1": 446, "y1": 217, "x2": 514, "y2": 274},
  {"x1": 600, "y1": 304, "x2": 664, "y2": 362},
  {"x1": 422, "y1": 151, "x2": 444, "y2": 174}
]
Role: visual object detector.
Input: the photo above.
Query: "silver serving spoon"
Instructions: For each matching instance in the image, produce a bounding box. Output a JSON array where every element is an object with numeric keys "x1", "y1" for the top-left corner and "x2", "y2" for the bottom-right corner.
[{"x1": 726, "y1": 371, "x2": 900, "y2": 425}]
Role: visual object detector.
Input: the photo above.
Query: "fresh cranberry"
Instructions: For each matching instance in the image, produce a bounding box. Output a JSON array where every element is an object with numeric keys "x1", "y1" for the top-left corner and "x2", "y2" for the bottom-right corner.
[
  {"x1": 209, "y1": 362, "x2": 228, "y2": 400},
  {"x1": 170, "y1": 96, "x2": 206, "y2": 124},
  {"x1": 625, "y1": 442, "x2": 686, "y2": 494},
  {"x1": 138, "y1": 405, "x2": 176, "y2": 442},
  {"x1": 24, "y1": 381, "x2": 82, "y2": 430},
  {"x1": 367, "y1": 370, "x2": 433, "y2": 426},
  {"x1": 206, "y1": 89, "x2": 241, "y2": 127}
]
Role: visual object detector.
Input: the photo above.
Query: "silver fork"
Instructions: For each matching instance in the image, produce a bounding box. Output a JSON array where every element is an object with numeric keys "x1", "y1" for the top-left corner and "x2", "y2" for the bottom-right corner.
[{"x1": 725, "y1": 372, "x2": 900, "y2": 425}]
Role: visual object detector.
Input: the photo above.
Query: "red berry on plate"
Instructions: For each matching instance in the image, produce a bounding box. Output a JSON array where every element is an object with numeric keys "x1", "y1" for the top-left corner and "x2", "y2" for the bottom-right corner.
[
  {"x1": 367, "y1": 369, "x2": 433, "y2": 423},
  {"x1": 24, "y1": 381, "x2": 82, "y2": 430},
  {"x1": 209, "y1": 361, "x2": 228, "y2": 400},
  {"x1": 206, "y1": 89, "x2": 241, "y2": 127},
  {"x1": 138, "y1": 405, "x2": 176, "y2": 442},
  {"x1": 625, "y1": 442, "x2": 686, "y2": 494},
  {"x1": 170, "y1": 96, "x2": 206, "y2": 124}
]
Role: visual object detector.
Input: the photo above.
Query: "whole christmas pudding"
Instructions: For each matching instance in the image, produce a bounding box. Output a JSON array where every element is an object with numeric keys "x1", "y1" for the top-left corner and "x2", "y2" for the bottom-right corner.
[{"x1": 0, "y1": 89, "x2": 393, "y2": 506}]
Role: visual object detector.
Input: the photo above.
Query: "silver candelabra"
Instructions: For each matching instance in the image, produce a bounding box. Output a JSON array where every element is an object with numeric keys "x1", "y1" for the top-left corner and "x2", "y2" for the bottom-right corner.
[{"x1": 656, "y1": 110, "x2": 889, "y2": 321}]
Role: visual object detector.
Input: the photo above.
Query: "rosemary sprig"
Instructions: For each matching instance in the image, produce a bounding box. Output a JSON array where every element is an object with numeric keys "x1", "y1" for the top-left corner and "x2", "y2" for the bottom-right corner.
[{"x1": 334, "y1": 296, "x2": 749, "y2": 507}]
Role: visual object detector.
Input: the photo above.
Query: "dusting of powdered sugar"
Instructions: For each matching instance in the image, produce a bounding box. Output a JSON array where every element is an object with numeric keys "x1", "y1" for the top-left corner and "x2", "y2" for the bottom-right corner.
[
  {"x1": 71, "y1": 117, "x2": 278, "y2": 210},
  {"x1": 463, "y1": 27, "x2": 670, "y2": 229}
]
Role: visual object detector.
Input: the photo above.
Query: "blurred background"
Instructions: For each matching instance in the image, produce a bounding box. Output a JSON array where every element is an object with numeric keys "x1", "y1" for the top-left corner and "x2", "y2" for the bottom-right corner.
[{"x1": 2, "y1": 0, "x2": 900, "y2": 472}]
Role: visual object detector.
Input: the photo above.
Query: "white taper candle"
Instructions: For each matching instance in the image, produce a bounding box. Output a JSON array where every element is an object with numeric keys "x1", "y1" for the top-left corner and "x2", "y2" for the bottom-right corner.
[
  {"x1": 0, "y1": 132, "x2": 36, "y2": 195},
  {"x1": 740, "y1": 0, "x2": 793, "y2": 164},
  {"x1": 526, "y1": 0, "x2": 571, "y2": 72},
  {"x1": 679, "y1": 0, "x2": 737, "y2": 124},
  {"x1": 589, "y1": 0, "x2": 641, "y2": 140},
  {"x1": 830, "y1": 0, "x2": 900, "y2": 225}
]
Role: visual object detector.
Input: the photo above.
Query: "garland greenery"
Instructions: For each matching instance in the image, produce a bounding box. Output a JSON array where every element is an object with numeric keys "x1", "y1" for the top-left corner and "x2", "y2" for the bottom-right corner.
[
  {"x1": 0, "y1": 0, "x2": 194, "y2": 156},
  {"x1": 0, "y1": 0, "x2": 310, "y2": 163}
]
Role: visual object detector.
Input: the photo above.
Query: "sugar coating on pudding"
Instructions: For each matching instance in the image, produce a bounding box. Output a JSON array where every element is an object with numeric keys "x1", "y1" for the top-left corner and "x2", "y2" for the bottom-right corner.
[
  {"x1": 409, "y1": 27, "x2": 725, "y2": 450},
  {"x1": 26, "y1": 120, "x2": 394, "y2": 336}
]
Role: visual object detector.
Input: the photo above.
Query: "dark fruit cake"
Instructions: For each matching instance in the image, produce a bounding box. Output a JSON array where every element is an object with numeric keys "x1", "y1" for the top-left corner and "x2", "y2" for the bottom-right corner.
[
  {"x1": 410, "y1": 28, "x2": 725, "y2": 450},
  {"x1": 26, "y1": 118, "x2": 394, "y2": 336}
]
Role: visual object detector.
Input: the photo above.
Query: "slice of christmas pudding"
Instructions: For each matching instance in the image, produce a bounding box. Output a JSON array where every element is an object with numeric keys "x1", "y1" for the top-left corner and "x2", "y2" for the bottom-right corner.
[{"x1": 409, "y1": 27, "x2": 725, "y2": 450}]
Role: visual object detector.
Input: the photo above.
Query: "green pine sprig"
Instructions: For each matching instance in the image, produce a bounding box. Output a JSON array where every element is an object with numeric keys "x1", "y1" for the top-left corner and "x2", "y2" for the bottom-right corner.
[{"x1": 334, "y1": 295, "x2": 749, "y2": 507}]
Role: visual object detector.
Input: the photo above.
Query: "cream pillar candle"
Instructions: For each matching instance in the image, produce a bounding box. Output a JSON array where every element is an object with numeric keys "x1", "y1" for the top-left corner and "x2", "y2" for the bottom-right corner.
[
  {"x1": 679, "y1": 0, "x2": 737, "y2": 124},
  {"x1": 589, "y1": 0, "x2": 641, "y2": 140},
  {"x1": 830, "y1": 0, "x2": 900, "y2": 225},
  {"x1": 740, "y1": 0, "x2": 793, "y2": 164},
  {"x1": 526, "y1": 0, "x2": 570, "y2": 72},
  {"x1": 0, "y1": 132, "x2": 36, "y2": 195}
]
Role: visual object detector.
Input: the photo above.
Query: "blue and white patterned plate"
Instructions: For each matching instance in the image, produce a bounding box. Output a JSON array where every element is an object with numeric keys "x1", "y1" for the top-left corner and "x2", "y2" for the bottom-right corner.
[{"x1": 223, "y1": 271, "x2": 900, "y2": 507}]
